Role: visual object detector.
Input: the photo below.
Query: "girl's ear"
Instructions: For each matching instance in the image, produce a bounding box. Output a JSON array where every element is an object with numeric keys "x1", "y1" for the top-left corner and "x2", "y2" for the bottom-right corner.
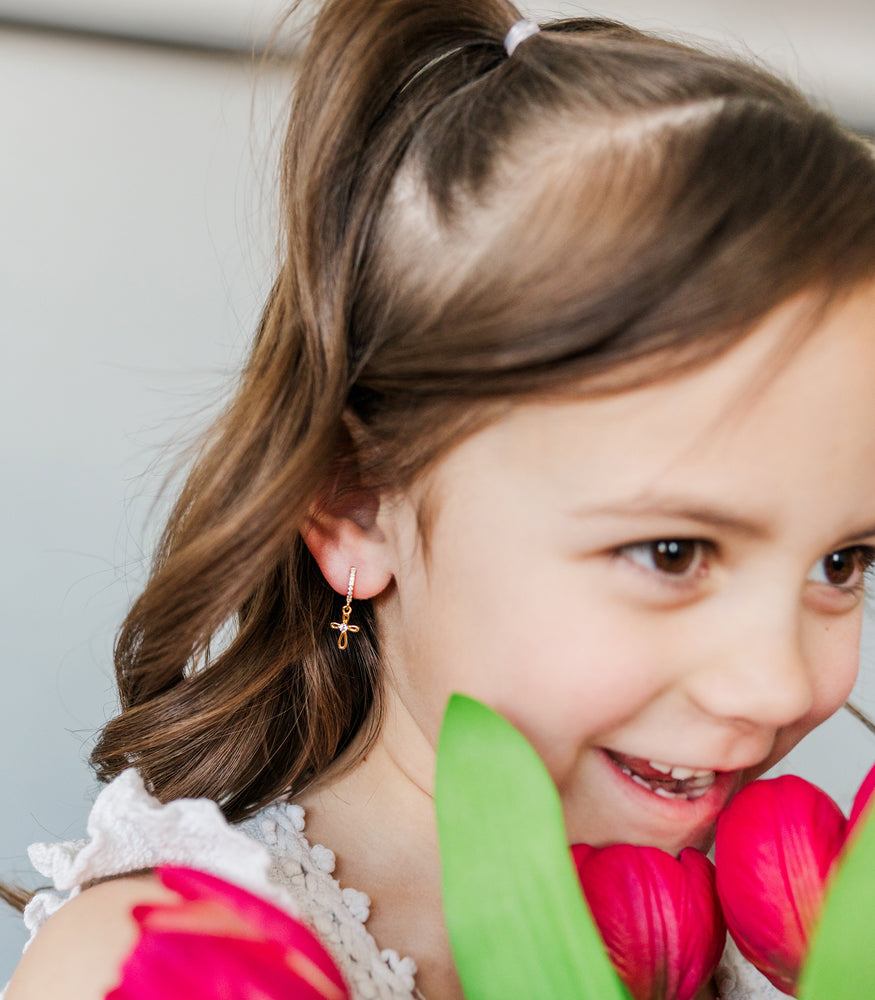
[{"x1": 301, "y1": 487, "x2": 394, "y2": 600}]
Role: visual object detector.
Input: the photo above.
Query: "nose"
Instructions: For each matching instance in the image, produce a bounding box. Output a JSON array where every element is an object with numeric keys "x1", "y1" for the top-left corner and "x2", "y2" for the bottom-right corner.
[{"x1": 686, "y1": 609, "x2": 816, "y2": 731}]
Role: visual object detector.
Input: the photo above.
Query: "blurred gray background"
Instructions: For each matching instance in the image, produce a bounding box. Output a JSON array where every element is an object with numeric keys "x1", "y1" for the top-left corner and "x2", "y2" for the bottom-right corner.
[{"x1": 1, "y1": 0, "x2": 874, "y2": 983}]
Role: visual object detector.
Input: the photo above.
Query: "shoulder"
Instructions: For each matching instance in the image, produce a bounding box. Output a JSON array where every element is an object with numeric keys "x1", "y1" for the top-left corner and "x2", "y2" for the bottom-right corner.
[{"x1": 4, "y1": 873, "x2": 174, "y2": 1000}]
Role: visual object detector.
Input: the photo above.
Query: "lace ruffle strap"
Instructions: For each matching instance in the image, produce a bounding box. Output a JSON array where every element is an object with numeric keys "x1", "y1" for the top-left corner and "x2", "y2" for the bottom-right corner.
[{"x1": 23, "y1": 768, "x2": 279, "y2": 943}]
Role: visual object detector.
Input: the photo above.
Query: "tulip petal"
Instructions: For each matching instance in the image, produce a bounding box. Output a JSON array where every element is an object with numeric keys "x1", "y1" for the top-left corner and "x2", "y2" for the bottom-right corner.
[
  {"x1": 156, "y1": 867, "x2": 322, "y2": 953},
  {"x1": 715, "y1": 776, "x2": 846, "y2": 995},
  {"x1": 572, "y1": 843, "x2": 725, "y2": 1000},
  {"x1": 107, "y1": 934, "x2": 340, "y2": 1000},
  {"x1": 573, "y1": 845, "x2": 660, "y2": 999},
  {"x1": 676, "y1": 849, "x2": 727, "y2": 1000},
  {"x1": 107, "y1": 866, "x2": 349, "y2": 1000},
  {"x1": 847, "y1": 762, "x2": 875, "y2": 838}
]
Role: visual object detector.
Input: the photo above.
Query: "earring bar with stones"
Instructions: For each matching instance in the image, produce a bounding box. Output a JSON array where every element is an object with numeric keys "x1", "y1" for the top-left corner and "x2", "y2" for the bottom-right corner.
[{"x1": 330, "y1": 568, "x2": 359, "y2": 650}]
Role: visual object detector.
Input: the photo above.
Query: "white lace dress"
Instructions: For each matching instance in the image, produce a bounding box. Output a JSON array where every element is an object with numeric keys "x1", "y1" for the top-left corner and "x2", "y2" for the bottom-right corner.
[{"x1": 6, "y1": 769, "x2": 790, "y2": 1000}]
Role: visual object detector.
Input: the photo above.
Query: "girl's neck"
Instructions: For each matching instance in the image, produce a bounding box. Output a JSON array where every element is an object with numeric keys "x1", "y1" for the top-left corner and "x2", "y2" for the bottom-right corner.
[{"x1": 295, "y1": 733, "x2": 465, "y2": 999}]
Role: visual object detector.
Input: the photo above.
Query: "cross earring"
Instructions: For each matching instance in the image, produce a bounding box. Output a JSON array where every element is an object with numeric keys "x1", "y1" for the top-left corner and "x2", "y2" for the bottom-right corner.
[{"x1": 330, "y1": 567, "x2": 360, "y2": 650}]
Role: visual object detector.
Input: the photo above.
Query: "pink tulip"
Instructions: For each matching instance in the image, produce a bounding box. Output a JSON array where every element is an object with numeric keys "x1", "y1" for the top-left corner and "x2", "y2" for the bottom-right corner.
[
  {"x1": 848, "y1": 761, "x2": 875, "y2": 838},
  {"x1": 106, "y1": 866, "x2": 349, "y2": 1000},
  {"x1": 571, "y1": 843, "x2": 726, "y2": 1000},
  {"x1": 714, "y1": 775, "x2": 847, "y2": 996}
]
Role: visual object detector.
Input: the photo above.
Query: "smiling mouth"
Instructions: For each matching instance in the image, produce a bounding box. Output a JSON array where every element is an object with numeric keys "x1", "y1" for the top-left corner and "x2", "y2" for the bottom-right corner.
[{"x1": 605, "y1": 750, "x2": 718, "y2": 801}]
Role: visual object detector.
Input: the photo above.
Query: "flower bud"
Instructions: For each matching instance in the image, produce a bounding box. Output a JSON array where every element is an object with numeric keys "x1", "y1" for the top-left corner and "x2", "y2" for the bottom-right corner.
[
  {"x1": 715, "y1": 775, "x2": 847, "y2": 995},
  {"x1": 572, "y1": 843, "x2": 725, "y2": 1000},
  {"x1": 106, "y1": 866, "x2": 349, "y2": 1000}
]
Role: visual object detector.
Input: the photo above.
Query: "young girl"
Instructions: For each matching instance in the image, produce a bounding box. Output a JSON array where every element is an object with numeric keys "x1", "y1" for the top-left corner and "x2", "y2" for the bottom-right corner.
[{"x1": 5, "y1": 1, "x2": 875, "y2": 998}]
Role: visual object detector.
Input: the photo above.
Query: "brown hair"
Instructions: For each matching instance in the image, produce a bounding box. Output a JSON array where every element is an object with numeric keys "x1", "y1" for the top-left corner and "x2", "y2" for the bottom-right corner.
[{"x1": 90, "y1": 0, "x2": 875, "y2": 823}]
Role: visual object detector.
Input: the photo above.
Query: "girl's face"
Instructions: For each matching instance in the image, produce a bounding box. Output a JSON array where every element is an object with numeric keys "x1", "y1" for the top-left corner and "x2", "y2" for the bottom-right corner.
[{"x1": 373, "y1": 284, "x2": 875, "y2": 855}]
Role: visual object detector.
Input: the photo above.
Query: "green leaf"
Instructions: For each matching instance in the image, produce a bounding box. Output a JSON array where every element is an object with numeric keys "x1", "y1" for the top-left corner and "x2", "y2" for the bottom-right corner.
[
  {"x1": 435, "y1": 693, "x2": 631, "y2": 1000},
  {"x1": 800, "y1": 800, "x2": 875, "y2": 999}
]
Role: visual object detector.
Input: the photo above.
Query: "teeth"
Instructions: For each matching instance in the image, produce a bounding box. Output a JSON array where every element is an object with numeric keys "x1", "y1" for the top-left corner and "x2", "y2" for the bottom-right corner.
[
  {"x1": 669, "y1": 766, "x2": 699, "y2": 780},
  {"x1": 648, "y1": 760, "x2": 673, "y2": 774},
  {"x1": 649, "y1": 761, "x2": 716, "y2": 781},
  {"x1": 686, "y1": 786, "x2": 711, "y2": 800},
  {"x1": 613, "y1": 754, "x2": 718, "y2": 800},
  {"x1": 686, "y1": 774, "x2": 716, "y2": 787}
]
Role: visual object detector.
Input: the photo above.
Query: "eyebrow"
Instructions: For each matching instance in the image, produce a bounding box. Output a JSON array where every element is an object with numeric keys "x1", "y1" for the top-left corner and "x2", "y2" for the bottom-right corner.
[
  {"x1": 839, "y1": 525, "x2": 875, "y2": 547},
  {"x1": 571, "y1": 496, "x2": 772, "y2": 539},
  {"x1": 574, "y1": 498, "x2": 875, "y2": 548}
]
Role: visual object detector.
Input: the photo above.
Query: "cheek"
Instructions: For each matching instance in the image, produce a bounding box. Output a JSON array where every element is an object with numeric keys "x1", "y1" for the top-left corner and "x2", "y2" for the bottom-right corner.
[
  {"x1": 401, "y1": 609, "x2": 660, "y2": 778},
  {"x1": 770, "y1": 619, "x2": 863, "y2": 764},
  {"x1": 809, "y1": 619, "x2": 862, "y2": 720},
  {"x1": 475, "y1": 631, "x2": 668, "y2": 778}
]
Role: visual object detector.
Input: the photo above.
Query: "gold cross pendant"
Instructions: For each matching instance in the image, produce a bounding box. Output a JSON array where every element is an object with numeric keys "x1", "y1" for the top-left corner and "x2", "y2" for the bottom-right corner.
[{"x1": 330, "y1": 604, "x2": 360, "y2": 650}]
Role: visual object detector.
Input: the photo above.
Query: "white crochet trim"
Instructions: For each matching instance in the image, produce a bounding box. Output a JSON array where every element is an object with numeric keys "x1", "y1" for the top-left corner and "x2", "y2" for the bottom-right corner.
[
  {"x1": 716, "y1": 937, "x2": 795, "y2": 1000},
  {"x1": 239, "y1": 804, "x2": 419, "y2": 999}
]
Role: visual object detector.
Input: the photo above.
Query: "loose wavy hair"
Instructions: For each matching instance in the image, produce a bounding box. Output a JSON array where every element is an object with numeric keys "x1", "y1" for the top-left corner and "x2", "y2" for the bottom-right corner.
[{"x1": 87, "y1": 0, "x2": 875, "y2": 824}]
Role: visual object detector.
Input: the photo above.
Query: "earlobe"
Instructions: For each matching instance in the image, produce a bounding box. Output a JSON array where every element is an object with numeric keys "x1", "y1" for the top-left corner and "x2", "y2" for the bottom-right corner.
[{"x1": 301, "y1": 498, "x2": 393, "y2": 600}]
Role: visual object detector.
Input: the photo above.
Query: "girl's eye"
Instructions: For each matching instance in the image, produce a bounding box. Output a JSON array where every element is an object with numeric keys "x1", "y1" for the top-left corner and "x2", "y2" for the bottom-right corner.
[
  {"x1": 621, "y1": 539, "x2": 707, "y2": 579},
  {"x1": 808, "y1": 547, "x2": 875, "y2": 591}
]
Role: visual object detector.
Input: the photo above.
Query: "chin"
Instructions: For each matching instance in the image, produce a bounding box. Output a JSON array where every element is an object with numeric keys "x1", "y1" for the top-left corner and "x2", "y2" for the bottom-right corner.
[
  {"x1": 585, "y1": 818, "x2": 718, "y2": 857},
  {"x1": 564, "y1": 800, "x2": 721, "y2": 856},
  {"x1": 654, "y1": 824, "x2": 716, "y2": 857}
]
